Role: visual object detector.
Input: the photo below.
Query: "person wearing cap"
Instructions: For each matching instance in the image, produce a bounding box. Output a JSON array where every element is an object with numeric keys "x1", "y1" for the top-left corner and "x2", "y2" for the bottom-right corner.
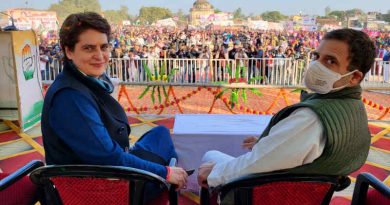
[{"x1": 228, "y1": 40, "x2": 241, "y2": 60}]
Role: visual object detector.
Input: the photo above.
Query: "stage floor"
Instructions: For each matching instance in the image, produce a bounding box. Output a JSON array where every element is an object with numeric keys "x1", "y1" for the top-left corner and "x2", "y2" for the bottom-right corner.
[{"x1": 0, "y1": 115, "x2": 389, "y2": 204}]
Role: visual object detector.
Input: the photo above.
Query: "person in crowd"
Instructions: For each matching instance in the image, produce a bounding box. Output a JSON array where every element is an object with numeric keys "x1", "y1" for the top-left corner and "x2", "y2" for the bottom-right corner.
[
  {"x1": 228, "y1": 40, "x2": 240, "y2": 60},
  {"x1": 383, "y1": 45, "x2": 390, "y2": 83},
  {"x1": 39, "y1": 47, "x2": 49, "y2": 80},
  {"x1": 234, "y1": 44, "x2": 249, "y2": 78},
  {"x1": 199, "y1": 46, "x2": 211, "y2": 82},
  {"x1": 197, "y1": 29, "x2": 376, "y2": 203},
  {"x1": 273, "y1": 46, "x2": 286, "y2": 83},
  {"x1": 284, "y1": 48, "x2": 295, "y2": 84},
  {"x1": 383, "y1": 45, "x2": 390, "y2": 62},
  {"x1": 295, "y1": 45, "x2": 307, "y2": 60},
  {"x1": 41, "y1": 12, "x2": 188, "y2": 202},
  {"x1": 264, "y1": 47, "x2": 274, "y2": 82}
]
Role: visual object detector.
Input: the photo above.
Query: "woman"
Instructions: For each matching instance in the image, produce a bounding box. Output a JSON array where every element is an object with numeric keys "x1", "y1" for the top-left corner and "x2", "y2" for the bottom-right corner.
[{"x1": 41, "y1": 12, "x2": 187, "y2": 200}]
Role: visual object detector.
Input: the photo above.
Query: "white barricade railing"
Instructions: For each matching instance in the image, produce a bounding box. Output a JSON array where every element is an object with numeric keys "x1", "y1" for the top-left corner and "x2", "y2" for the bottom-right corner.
[
  {"x1": 42, "y1": 58, "x2": 390, "y2": 89},
  {"x1": 105, "y1": 58, "x2": 309, "y2": 85},
  {"x1": 362, "y1": 59, "x2": 390, "y2": 87}
]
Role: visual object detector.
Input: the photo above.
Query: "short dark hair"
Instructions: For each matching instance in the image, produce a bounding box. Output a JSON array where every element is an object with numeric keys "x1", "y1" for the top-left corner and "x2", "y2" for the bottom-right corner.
[
  {"x1": 323, "y1": 29, "x2": 376, "y2": 76},
  {"x1": 60, "y1": 12, "x2": 111, "y2": 60}
]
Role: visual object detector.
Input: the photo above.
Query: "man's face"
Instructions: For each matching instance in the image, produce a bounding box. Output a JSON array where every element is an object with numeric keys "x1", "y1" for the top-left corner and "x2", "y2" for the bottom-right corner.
[{"x1": 313, "y1": 39, "x2": 359, "y2": 88}]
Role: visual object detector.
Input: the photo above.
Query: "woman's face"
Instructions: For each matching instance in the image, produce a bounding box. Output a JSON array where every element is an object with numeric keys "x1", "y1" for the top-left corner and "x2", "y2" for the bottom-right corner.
[{"x1": 65, "y1": 29, "x2": 110, "y2": 77}]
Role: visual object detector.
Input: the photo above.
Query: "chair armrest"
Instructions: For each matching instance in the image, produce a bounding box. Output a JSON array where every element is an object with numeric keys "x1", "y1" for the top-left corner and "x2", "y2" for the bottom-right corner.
[
  {"x1": 0, "y1": 160, "x2": 44, "y2": 191},
  {"x1": 351, "y1": 172, "x2": 390, "y2": 205},
  {"x1": 334, "y1": 176, "x2": 351, "y2": 191},
  {"x1": 168, "y1": 158, "x2": 178, "y2": 205},
  {"x1": 217, "y1": 172, "x2": 289, "y2": 193},
  {"x1": 358, "y1": 173, "x2": 390, "y2": 195}
]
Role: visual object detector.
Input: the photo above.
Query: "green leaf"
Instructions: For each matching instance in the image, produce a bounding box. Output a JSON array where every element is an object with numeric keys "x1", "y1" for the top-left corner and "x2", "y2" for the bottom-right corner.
[
  {"x1": 291, "y1": 88, "x2": 306, "y2": 93},
  {"x1": 138, "y1": 85, "x2": 151, "y2": 99},
  {"x1": 167, "y1": 68, "x2": 179, "y2": 81},
  {"x1": 162, "y1": 86, "x2": 168, "y2": 97},
  {"x1": 241, "y1": 89, "x2": 247, "y2": 103},
  {"x1": 249, "y1": 88, "x2": 263, "y2": 97},
  {"x1": 151, "y1": 86, "x2": 156, "y2": 104},
  {"x1": 215, "y1": 88, "x2": 229, "y2": 99},
  {"x1": 248, "y1": 76, "x2": 264, "y2": 84},
  {"x1": 143, "y1": 62, "x2": 152, "y2": 81},
  {"x1": 231, "y1": 91, "x2": 238, "y2": 108},
  {"x1": 154, "y1": 64, "x2": 158, "y2": 77},
  {"x1": 235, "y1": 64, "x2": 240, "y2": 80},
  {"x1": 226, "y1": 64, "x2": 232, "y2": 76},
  {"x1": 213, "y1": 81, "x2": 228, "y2": 85},
  {"x1": 157, "y1": 86, "x2": 162, "y2": 104},
  {"x1": 160, "y1": 63, "x2": 166, "y2": 75},
  {"x1": 241, "y1": 66, "x2": 247, "y2": 78}
]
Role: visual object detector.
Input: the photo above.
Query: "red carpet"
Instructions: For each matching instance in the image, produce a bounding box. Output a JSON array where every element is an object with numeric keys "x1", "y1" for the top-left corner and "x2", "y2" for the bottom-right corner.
[{"x1": 0, "y1": 116, "x2": 389, "y2": 204}]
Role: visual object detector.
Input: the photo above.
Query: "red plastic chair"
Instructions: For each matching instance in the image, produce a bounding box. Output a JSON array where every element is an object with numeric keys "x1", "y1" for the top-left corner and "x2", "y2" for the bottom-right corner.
[
  {"x1": 351, "y1": 172, "x2": 390, "y2": 205},
  {"x1": 0, "y1": 160, "x2": 45, "y2": 205},
  {"x1": 30, "y1": 164, "x2": 178, "y2": 205},
  {"x1": 200, "y1": 172, "x2": 350, "y2": 205}
]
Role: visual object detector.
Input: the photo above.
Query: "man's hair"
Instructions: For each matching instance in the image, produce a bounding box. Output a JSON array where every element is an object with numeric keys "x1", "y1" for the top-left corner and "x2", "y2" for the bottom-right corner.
[
  {"x1": 323, "y1": 29, "x2": 376, "y2": 76},
  {"x1": 60, "y1": 12, "x2": 111, "y2": 60}
]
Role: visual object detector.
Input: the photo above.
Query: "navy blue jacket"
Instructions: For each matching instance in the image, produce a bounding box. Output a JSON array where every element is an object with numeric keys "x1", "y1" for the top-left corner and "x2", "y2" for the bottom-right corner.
[{"x1": 41, "y1": 61, "x2": 167, "y2": 178}]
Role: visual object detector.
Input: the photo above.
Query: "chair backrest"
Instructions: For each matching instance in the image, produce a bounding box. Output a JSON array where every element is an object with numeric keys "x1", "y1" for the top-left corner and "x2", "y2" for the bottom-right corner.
[
  {"x1": 203, "y1": 173, "x2": 350, "y2": 205},
  {"x1": 351, "y1": 172, "x2": 390, "y2": 205},
  {"x1": 0, "y1": 160, "x2": 45, "y2": 205},
  {"x1": 30, "y1": 165, "x2": 171, "y2": 205}
]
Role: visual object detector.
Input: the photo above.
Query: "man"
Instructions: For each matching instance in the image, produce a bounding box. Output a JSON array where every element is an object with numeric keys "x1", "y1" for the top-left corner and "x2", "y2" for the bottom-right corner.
[
  {"x1": 383, "y1": 45, "x2": 390, "y2": 83},
  {"x1": 198, "y1": 29, "x2": 376, "y2": 192},
  {"x1": 39, "y1": 47, "x2": 49, "y2": 80},
  {"x1": 228, "y1": 41, "x2": 240, "y2": 59},
  {"x1": 383, "y1": 45, "x2": 390, "y2": 62}
]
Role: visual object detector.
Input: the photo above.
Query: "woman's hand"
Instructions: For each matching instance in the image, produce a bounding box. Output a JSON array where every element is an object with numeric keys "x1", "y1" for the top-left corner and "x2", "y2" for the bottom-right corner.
[
  {"x1": 166, "y1": 167, "x2": 188, "y2": 190},
  {"x1": 242, "y1": 136, "x2": 258, "y2": 150}
]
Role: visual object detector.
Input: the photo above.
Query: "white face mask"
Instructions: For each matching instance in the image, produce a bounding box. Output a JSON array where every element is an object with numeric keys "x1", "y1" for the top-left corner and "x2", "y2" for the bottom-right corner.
[{"x1": 304, "y1": 61, "x2": 356, "y2": 94}]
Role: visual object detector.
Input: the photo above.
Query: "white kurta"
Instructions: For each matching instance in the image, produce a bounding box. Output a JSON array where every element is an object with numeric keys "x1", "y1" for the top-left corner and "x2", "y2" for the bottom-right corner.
[{"x1": 206, "y1": 107, "x2": 325, "y2": 187}]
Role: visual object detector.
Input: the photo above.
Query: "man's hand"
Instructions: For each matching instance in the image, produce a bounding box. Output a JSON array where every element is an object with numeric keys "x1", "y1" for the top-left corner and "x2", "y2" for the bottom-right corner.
[
  {"x1": 197, "y1": 162, "x2": 215, "y2": 188},
  {"x1": 167, "y1": 167, "x2": 188, "y2": 190},
  {"x1": 242, "y1": 136, "x2": 258, "y2": 150}
]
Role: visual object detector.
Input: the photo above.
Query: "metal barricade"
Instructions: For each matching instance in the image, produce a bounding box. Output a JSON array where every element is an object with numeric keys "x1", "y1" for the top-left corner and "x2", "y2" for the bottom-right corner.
[{"x1": 41, "y1": 57, "x2": 390, "y2": 89}]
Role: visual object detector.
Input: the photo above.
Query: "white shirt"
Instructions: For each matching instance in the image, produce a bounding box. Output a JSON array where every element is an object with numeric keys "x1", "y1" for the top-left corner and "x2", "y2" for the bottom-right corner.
[
  {"x1": 40, "y1": 55, "x2": 49, "y2": 71},
  {"x1": 207, "y1": 107, "x2": 325, "y2": 187}
]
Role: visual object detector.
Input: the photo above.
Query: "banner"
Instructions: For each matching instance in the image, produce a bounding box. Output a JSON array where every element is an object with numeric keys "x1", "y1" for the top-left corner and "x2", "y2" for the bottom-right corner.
[
  {"x1": 288, "y1": 15, "x2": 317, "y2": 31},
  {"x1": 200, "y1": 12, "x2": 233, "y2": 23},
  {"x1": 122, "y1": 20, "x2": 131, "y2": 26},
  {"x1": 248, "y1": 20, "x2": 268, "y2": 30},
  {"x1": 0, "y1": 32, "x2": 18, "y2": 120},
  {"x1": 155, "y1": 18, "x2": 177, "y2": 27},
  {"x1": 6, "y1": 9, "x2": 58, "y2": 32},
  {"x1": 268, "y1": 22, "x2": 284, "y2": 31},
  {"x1": 302, "y1": 16, "x2": 316, "y2": 25},
  {"x1": 11, "y1": 30, "x2": 43, "y2": 131}
]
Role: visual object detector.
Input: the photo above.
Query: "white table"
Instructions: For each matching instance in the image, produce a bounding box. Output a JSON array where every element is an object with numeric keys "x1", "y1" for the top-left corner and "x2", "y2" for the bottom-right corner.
[{"x1": 172, "y1": 114, "x2": 272, "y2": 192}]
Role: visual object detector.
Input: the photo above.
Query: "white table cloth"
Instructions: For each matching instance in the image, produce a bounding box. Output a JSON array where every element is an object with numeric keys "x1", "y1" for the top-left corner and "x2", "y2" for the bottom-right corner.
[{"x1": 172, "y1": 114, "x2": 272, "y2": 192}]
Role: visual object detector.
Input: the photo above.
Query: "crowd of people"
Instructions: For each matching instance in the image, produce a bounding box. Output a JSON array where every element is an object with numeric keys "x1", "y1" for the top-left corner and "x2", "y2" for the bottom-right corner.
[
  {"x1": 40, "y1": 26, "x2": 390, "y2": 61},
  {"x1": 38, "y1": 25, "x2": 390, "y2": 83}
]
